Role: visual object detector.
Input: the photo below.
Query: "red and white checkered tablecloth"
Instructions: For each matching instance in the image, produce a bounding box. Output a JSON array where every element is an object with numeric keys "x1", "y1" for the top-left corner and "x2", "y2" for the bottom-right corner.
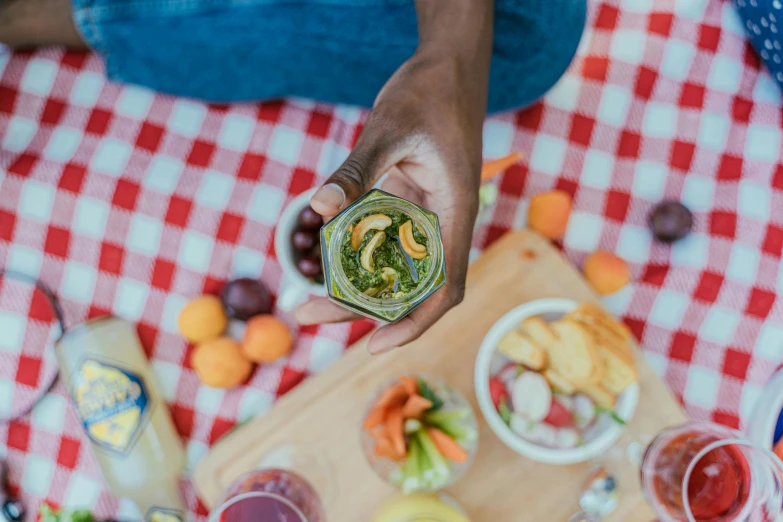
[{"x1": 2, "y1": 0, "x2": 783, "y2": 518}]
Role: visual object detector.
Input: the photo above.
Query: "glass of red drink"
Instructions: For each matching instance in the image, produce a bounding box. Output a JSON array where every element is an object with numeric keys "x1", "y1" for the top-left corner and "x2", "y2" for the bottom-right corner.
[
  {"x1": 209, "y1": 445, "x2": 333, "y2": 522},
  {"x1": 641, "y1": 422, "x2": 783, "y2": 522}
]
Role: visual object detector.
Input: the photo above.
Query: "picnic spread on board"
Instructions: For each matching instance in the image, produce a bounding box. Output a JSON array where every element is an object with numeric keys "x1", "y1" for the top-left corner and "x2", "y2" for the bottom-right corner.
[{"x1": 3, "y1": 0, "x2": 783, "y2": 520}]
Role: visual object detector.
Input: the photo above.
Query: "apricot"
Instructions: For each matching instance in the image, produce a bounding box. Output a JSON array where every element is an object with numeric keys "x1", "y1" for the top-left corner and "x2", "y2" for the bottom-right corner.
[
  {"x1": 241, "y1": 315, "x2": 294, "y2": 363},
  {"x1": 528, "y1": 190, "x2": 572, "y2": 240},
  {"x1": 583, "y1": 251, "x2": 630, "y2": 295},
  {"x1": 178, "y1": 295, "x2": 227, "y2": 343},
  {"x1": 191, "y1": 337, "x2": 253, "y2": 388}
]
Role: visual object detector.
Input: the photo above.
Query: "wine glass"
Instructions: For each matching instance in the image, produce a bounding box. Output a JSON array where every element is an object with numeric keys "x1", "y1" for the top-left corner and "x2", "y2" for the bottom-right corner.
[
  {"x1": 640, "y1": 422, "x2": 783, "y2": 522},
  {"x1": 208, "y1": 445, "x2": 334, "y2": 522}
]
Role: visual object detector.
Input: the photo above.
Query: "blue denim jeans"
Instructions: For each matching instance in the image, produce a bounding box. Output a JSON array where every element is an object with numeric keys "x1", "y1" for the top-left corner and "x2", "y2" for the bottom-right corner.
[{"x1": 72, "y1": 0, "x2": 587, "y2": 113}]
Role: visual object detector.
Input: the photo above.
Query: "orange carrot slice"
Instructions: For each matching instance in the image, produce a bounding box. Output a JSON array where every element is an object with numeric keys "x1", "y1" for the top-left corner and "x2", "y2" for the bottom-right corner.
[
  {"x1": 480, "y1": 152, "x2": 524, "y2": 182},
  {"x1": 385, "y1": 405, "x2": 407, "y2": 459},
  {"x1": 369, "y1": 425, "x2": 387, "y2": 440},
  {"x1": 363, "y1": 404, "x2": 388, "y2": 430},
  {"x1": 426, "y1": 427, "x2": 469, "y2": 463},
  {"x1": 374, "y1": 383, "x2": 409, "y2": 410},
  {"x1": 375, "y1": 435, "x2": 401, "y2": 460},
  {"x1": 399, "y1": 375, "x2": 418, "y2": 396},
  {"x1": 402, "y1": 394, "x2": 433, "y2": 419}
]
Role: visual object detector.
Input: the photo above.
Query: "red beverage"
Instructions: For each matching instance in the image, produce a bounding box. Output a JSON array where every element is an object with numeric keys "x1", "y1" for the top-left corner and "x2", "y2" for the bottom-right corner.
[
  {"x1": 219, "y1": 494, "x2": 305, "y2": 522},
  {"x1": 648, "y1": 432, "x2": 750, "y2": 521},
  {"x1": 215, "y1": 469, "x2": 325, "y2": 522}
]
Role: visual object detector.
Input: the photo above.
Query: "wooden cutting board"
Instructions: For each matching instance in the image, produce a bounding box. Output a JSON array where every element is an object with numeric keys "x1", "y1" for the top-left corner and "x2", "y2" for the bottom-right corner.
[{"x1": 193, "y1": 229, "x2": 686, "y2": 520}]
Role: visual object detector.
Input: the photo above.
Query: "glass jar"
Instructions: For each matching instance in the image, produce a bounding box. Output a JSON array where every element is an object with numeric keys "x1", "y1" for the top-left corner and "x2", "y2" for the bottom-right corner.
[
  {"x1": 361, "y1": 375, "x2": 478, "y2": 494},
  {"x1": 320, "y1": 189, "x2": 446, "y2": 322}
]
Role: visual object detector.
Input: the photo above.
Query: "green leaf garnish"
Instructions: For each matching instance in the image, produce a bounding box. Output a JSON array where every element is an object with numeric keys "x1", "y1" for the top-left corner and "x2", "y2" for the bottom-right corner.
[
  {"x1": 596, "y1": 406, "x2": 626, "y2": 426},
  {"x1": 418, "y1": 377, "x2": 444, "y2": 412},
  {"x1": 498, "y1": 397, "x2": 512, "y2": 426}
]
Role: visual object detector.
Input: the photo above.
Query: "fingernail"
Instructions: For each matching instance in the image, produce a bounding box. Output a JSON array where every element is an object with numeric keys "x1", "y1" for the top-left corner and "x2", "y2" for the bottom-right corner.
[
  {"x1": 312, "y1": 184, "x2": 345, "y2": 213},
  {"x1": 369, "y1": 345, "x2": 398, "y2": 355}
]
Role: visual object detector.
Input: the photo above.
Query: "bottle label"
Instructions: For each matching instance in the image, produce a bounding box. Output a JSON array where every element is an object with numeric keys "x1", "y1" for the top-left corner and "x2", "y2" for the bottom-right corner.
[
  {"x1": 71, "y1": 359, "x2": 153, "y2": 455},
  {"x1": 146, "y1": 507, "x2": 184, "y2": 522}
]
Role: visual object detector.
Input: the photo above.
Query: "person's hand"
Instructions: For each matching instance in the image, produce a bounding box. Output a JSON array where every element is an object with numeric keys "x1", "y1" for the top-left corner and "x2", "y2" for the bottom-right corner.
[{"x1": 294, "y1": 47, "x2": 489, "y2": 354}]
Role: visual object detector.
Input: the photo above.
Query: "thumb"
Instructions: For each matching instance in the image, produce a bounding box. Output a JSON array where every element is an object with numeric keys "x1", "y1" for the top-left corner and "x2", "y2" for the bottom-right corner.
[{"x1": 311, "y1": 132, "x2": 404, "y2": 217}]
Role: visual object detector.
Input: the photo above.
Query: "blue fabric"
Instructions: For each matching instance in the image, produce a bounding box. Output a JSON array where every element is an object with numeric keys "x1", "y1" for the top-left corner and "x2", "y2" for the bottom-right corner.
[
  {"x1": 735, "y1": 0, "x2": 783, "y2": 90},
  {"x1": 72, "y1": 0, "x2": 587, "y2": 113}
]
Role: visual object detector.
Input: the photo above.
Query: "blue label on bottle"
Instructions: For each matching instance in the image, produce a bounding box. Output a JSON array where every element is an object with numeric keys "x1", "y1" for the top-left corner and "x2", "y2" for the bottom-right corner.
[
  {"x1": 71, "y1": 359, "x2": 152, "y2": 455},
  {"x1": 146, "y1": 507, "x2": 184, "y2": 522}
]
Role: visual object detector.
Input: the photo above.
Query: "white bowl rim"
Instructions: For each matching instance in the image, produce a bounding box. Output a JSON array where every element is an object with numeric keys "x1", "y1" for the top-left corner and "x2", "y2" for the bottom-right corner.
[{"x1": 474, "y1": 298, "x2": 640, "y2": 465}]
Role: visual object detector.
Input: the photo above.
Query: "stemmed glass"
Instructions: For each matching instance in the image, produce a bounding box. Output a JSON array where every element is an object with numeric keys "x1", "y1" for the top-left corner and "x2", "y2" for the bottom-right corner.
[
  {"x1": 640, "y1": 422, "x2": 783, "y2": 522},
  {"x1": 208, "y1": 445, "x2": 334, "y2": 522}
]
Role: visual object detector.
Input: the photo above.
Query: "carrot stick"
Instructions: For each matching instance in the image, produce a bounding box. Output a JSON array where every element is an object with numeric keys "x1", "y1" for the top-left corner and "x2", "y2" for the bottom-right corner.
[
  {"x1": 480, "y1": 152, "x2": 524, "y2": 182},
  {"x1": 375, "y1": 435, "x2": 403, "y2": 461},
  {"x1": 374, "y1": 383, "x2": 409, "y2": 410},
  {"x1": 399, "y1": 375, "x2": 418, "y2": 396},
  {"x1": 401, "y1": 394, "x2": 433, "y2": 419},
  {"x1": 363, "y1": 406, "x2": 387, "y2": 430},
  {"x1": 426, "y1": 427, "x2": 469, "y2": 463},
  {"x1": 385, "y1": 405, "x2": 407, "y2": 459}
]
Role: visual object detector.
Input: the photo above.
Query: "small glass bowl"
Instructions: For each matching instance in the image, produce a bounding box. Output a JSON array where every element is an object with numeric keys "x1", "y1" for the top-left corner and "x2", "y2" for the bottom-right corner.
[
  {"x1": 360, "y1": 375, "x2": 478, "y2": 494},
  {"x1": 320, "y1": 190, "x2": 446, "y2": 323}
]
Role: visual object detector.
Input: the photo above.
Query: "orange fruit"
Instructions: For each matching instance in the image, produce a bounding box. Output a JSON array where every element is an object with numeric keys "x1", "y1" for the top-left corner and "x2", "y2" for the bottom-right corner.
[
  {"x1": 191, "y1": 337, "x2": 253, "y2": 388},
  {"x1": 178, "y1": 295, "x2": 227, "y2": 343},
  {"x1": 583, "y1": 251, "x2": 630, "y2": 295},
  {"x1": 528, "y1": 190, "x2": 572, "y2": 240},
  {"x1": 241, "y1": 315, "x2": 294, "y2": 363}
]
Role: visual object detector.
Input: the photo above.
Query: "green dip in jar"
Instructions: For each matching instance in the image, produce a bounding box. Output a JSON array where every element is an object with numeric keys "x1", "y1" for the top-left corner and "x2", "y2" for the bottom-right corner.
[{"x1": 321, "y1": 190, "x2": 446, "y2": 322}]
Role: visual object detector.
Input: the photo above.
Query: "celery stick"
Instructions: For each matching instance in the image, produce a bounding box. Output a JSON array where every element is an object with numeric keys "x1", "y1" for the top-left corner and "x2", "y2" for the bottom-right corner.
[
  {"x1": 416, "y1": 429, "x2": 450, "y2": 479},
  {"x1": 426, "y1": 417, "x2": 473, "y2": 441},
  {"x1": 405, "y1": 436, "x2": 421, "y2": 481},
  {"x1": 423, "y1": 408, "x2": 468, "y2": 425}
]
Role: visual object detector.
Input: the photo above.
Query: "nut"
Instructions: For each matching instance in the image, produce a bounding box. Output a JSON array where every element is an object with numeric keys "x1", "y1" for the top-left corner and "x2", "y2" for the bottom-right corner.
[
  {"x1": 363, "y1": 286, "x2": 383, "y2": 297},
  {"x1": 360, "y1": 231, "x2": 386, "y2": 272},
  {"x1": 399, "y1": 220, "x2": 427, "y2": 260},
  {"x1": 363, "y1": 267, "x2": 398, "y2": 298},
  {"x1": 380, "y1": 266, "x2": 397, "y2": 283},
  {"x1": 351, "y1": 214, "x2": 392, "y2": 250}
]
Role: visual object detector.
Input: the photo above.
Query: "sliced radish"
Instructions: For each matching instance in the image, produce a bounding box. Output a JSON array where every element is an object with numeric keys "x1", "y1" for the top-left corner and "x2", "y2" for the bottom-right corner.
[
  {"x1": 573, "y1": 394, "x2": 596, "y2": 430},
  {"x1": 510, "y1": 414, "x2": 558, "y2": 446},
  {"x1": 511, "y1": 372, "x2": 552, "y2": 423},
  {"x1": 543, "y1": 400, "x2": 575, "y2": 428},
  {"x1": 557, "y1": 428, "x2": 581, "y2": 449}
]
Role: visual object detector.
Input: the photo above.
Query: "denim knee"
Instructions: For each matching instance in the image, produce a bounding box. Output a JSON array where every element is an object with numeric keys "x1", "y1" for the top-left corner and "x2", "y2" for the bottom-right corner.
[{"x1": 488, "y1": 0, "x2": 588, "y2": 113}]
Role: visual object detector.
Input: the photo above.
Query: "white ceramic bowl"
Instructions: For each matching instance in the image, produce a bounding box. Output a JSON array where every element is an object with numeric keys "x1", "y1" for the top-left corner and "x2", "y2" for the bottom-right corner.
[
  {"x1": 273, "y1": 188, "x2": 327, "y2": 311},
  {"x1": 474, "y1": 298, "x2": 639, "y2": 465}
]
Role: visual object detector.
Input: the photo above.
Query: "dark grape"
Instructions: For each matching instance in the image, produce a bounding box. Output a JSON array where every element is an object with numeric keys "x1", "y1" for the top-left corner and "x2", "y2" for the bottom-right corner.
[
  {"x1": 221, "y1": 278, "x2": 272, "y2": 320},
  {"x1": 297, "y1": 257, "x2": 322, "y2": 278},
  {"x1": 309, "y1": 243, "x2": 322, "y2": 261},
  {"x1": 648, "y1": 201, "x2": 693, "y2": 244},
  {"x1": 291, "y1": 229, "x2": 317, "y2": 251},
  {"x1": 298, "y1": 207, "x2": 323, "y2": 229}
]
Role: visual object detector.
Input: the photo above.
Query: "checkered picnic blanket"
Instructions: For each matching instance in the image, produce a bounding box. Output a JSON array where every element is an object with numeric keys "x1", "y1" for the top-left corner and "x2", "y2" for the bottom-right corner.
[{"x1": 2, "y1": 0, "x2": 783, "y2": 518}]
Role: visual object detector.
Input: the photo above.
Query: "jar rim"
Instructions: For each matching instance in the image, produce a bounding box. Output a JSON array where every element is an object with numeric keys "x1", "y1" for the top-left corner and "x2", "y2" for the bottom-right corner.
[{"x1": 326, "y1": 192, "x2": 444, "y2": 313}]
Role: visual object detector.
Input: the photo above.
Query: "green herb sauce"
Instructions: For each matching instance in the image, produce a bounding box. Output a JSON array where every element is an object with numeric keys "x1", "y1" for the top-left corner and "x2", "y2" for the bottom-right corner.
[{"x1": 341, "y1": 209, "x2": 431, "y2": 298}]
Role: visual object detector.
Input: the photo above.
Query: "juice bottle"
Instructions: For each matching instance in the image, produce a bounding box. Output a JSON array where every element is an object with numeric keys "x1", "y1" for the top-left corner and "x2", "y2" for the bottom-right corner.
[{"x1": 55, "y1": 317, "x2": 185, "y2": 521}]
